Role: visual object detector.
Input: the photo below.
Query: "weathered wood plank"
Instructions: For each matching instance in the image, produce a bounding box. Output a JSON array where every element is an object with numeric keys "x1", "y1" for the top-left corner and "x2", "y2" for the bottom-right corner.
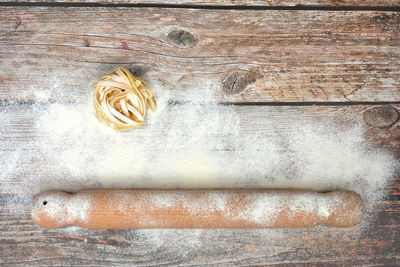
[
  {"x1": 2, "y1": 0, "x2": 400, "y2": 7},
  {"x1": 1, "y1": 7, "x2": 399, "y2": 103},
  {"x1": 1, "y1": 4, "x2": 400, "y2": 266},
  {"x1": 0, "y1": 185, "x2": 399, "y2": 266},
  {"x1": 0, "y1": 103, "x2": 399, "y2": 265},
  {"x1": 1, "y1": 103, "x2": 399, "y2": 193},
  {"x1": 0, "y1": 103, "x2": 399, "y2": 190}
]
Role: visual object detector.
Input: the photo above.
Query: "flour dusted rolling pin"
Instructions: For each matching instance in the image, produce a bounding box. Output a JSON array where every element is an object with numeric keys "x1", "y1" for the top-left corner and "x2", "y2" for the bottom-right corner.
[{"x1": 31, "y1": 190, "x2": 362, "y2": 229}]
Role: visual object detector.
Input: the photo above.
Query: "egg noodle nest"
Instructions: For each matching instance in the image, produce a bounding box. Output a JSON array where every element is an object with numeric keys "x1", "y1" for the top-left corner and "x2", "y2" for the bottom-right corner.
[{"x1": 93, "y1": 67, "x2": 156, "y2": 130}]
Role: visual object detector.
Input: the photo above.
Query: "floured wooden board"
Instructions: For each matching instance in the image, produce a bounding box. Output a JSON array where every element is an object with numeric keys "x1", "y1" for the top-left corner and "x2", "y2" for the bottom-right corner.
[
  {"x1": 1, "y1": 3, "x2": 400, "y2": 267},
  {"x1": 1, "y1": 102, "x2": 399, "y2": 192},
  {"x1": 1, "y1": 100, "x2": 399, "y2": 264},
  {"x1": 0, "y1": 7, "x2": 399, "y2": 103}
]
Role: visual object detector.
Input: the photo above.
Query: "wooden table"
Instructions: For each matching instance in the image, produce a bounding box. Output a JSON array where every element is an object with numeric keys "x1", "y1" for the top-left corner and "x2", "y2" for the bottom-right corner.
[{"x1": 1, "y1": 1, "x2": 399, "y2": 265}]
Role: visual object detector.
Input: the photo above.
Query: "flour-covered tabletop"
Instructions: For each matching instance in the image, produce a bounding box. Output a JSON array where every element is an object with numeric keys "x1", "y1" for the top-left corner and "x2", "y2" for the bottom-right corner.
[{"x1": 0, "y1": 2, "x2": 399, "y2": 266}]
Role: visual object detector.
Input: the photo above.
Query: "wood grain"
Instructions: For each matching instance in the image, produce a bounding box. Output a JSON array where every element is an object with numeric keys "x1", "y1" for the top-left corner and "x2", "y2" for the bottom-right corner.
[
  {"x1": 1, "y1": 103, "x2": 399, "y2": 160},
  {"x1": 2, "y1": 0, "x2": 400, "y2": 7},
  {"x1": 1, "y1": 4, "x2": 400, "y2": 266},
  {"x1": 1, "y1": 103, "x2": 399, "y2": 264},
  {"x1": 1, "y1": 7, "x2": 399, "y2": 103},
  {"x1": 0, "y1": 103, "x2": 399, "y2": 192},
  {"x1": 1, "y1": 183, "x2": 399, "y2": 266}
]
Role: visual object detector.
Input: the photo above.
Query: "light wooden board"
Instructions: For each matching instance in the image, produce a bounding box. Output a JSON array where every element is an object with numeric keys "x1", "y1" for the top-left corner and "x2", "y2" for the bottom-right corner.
[
  {"x1": 1, "y1": 7, "x2": 399, "y2": 103},
  {"x1": 0, "y1": 191, "x2": 399, "y2": 266},
  {"x1": 1, "y1": 103, "x2": 399, "y2": 193},
  {"x1": 2, "y1": 0, "x2": 400, "y2": 7},
  {"x1": 1, "y1": 103, "x2": 399, "y2": 157},
  {"x1": 0, "y1": 103, "x2": 399, "y2": 265},
  {"x1": 1, "y1": 3, "x2": 400, "y2": 266}
]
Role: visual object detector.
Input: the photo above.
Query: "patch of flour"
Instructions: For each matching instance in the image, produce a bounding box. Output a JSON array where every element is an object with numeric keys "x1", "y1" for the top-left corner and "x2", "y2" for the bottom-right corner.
[
  {"x1": 22, "y1": 95, "x2": 396, "y2": 198},
  {"x1": 246, "y1": 194, "x2": 283, "y2": 225},
  {"x1": 32, "y1": 193, "x2": 91, "y2": 225},
  {"x1": 0, "y1": 74, "x2": 398, "y2": 247}
]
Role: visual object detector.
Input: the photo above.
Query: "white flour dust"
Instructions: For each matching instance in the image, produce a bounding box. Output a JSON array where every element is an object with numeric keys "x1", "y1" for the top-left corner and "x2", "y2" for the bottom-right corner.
[
  {"x1": 31, "y1": 192, "x2": 91, "y2": 225},
  {"x1": 0, "y1": 76, "x2": 398, "y2": 235},
  {"x1": 29, "y1": 91, "x2": 396, "y2": 198},
  {"x1": 108, "y1": 190, "x2": 353, "y2": 227}
]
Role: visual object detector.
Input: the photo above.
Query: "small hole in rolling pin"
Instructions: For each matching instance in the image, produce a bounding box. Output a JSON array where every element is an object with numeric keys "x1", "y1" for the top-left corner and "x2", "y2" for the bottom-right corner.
[{"x1": 43, "y1": 201, "x2": 47, "y2": 206}]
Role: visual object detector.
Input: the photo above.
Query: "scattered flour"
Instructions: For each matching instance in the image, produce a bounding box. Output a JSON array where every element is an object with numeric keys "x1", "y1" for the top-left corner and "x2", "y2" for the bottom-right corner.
[
  {"x1": 12, "y1": 95, "x2": 395, "y2": 198},
  {"x1": 0, "y1": 73, "x2": 398, "y2": 251},
  {"x1": 247, "y1": 194, "x2": 283, "y2": 225},
  {"x1": 32, "y1": 192, "x2": 91, "y2": 225},
  {"x1": 207, "y1": 192, "x2": 228, "y2": 212}
]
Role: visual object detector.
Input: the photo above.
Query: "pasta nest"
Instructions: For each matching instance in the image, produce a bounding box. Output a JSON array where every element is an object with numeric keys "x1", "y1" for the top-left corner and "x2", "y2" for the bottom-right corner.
[{"x1": 93, "y1": 67, "x2": 156, "y2": 130}]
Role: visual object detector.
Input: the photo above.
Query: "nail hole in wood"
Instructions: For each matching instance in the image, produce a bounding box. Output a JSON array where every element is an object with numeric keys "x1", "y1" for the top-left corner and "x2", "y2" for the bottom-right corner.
[
  {"x1": 167, "y1": 29, "x2": 197, "y2": 47},
  {"x1": 222, "y1": 71, "x2": 257, "y2": 96},
  {"x1": 43, "y1": 201, "x2": 48, "y2": 206},
  {"x1": 363, "y1": 106, "x2": 399, "y2": 128}
]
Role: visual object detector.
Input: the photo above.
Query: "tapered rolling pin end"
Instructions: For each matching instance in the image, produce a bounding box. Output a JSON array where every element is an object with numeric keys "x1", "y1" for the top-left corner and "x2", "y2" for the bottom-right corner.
[
  {"x1": 321, "y1": 190, "x2": 363, "y2": 227},
  {"x1": 31, "y1": 191, "x2": 73, "y2": 228}
]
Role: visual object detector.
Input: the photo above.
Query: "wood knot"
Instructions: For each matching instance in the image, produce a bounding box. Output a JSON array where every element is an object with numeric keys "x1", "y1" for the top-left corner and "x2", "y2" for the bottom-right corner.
[
  {"x1": 363, "y1": 106, "x2": 399, "y2": 128},
  {"x1": 167, "y1": 29, "x2": 197, "y2": 47},
  {"x1": 121, "y1": 41, "x2": 129, "y2": 49},
  {"x1": 14, "y1": 16, "x2": 22, "y2": 30},
  {"x1": 222, "y1": 71, "x2": 256, "y2": 96},
  {"x1": 128, "y1": 65, "x2": 148, "y2": 77},
  {"x1": 83, "y1": 37, "x2": 91, "y2": 47}
]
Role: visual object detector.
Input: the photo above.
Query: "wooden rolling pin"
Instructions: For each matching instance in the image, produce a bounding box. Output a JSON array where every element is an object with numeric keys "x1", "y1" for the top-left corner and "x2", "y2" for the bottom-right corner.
[{"x1": 31, "y1": 190, "x2": 362, "y2": 229}]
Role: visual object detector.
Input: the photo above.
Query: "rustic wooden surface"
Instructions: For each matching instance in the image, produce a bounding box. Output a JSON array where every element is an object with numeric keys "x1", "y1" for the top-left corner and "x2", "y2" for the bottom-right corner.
[
  {"x1": 1, "y1": 8, "x2": 400, "y2": 103},
  {"x1": 2, "y1": 0, "x2": 400, "y2": 7},
  {"x1": 0, "y1": 2, "x2": 400, "y2": 267}
]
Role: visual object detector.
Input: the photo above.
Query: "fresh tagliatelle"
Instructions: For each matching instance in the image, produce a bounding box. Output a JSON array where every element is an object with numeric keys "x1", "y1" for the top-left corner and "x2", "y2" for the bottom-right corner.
[{"x1": 93, "y1": 67, "x2": 156, "y2": 130}]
